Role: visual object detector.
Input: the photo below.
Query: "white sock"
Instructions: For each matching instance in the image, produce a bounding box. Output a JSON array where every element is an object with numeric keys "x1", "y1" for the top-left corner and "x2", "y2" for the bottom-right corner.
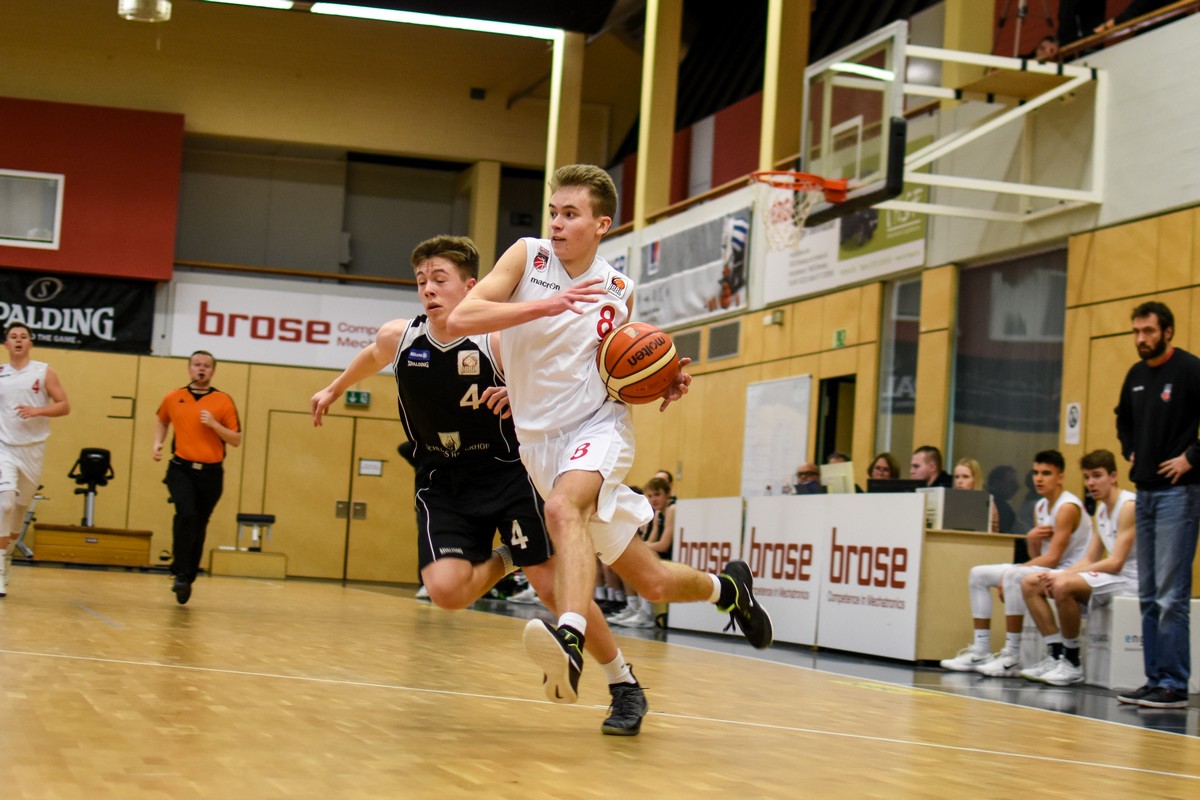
[
  {"x1": 1063, "y1": 636, "x2": 1080, "y2": 650},
  {"x1": 973, "y1": 628, "x2": 990, "y2": 652},
  {"x1": 708, "y1": 573, "x2": 722, "y2": 603},
  {"x1": 595, "y1": 586, "x2": 606, "y2": 601},
  {"x1": 558, "y1": 611, "x2": 587, "y2": 636},
  {"x1": 1045, "y1": 632, "x2": 1063, "y2": 645},
  {"x1": 601, "y1": 651, "x2": 635, "y2": 685},
  {"x1": 1004, "y1": 632, "x2": 1022, "y2": 654}
]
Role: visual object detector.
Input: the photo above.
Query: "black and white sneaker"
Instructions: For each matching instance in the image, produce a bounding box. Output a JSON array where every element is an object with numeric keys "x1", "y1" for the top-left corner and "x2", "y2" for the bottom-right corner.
[
  {"x1": 1137, "y1": 687, "x2": 1189, "y2": 709},
  {"x1": 1117, "y1": 684, "x2": 1155, "y2": 705},
  {"x1": 602, "y1": 671, "x2": 648, "y2": 736},
  {"x1": 523, "y1": 619, "x2": 583, "y2": 704},
  {"x1": 718, "y1": 560, "x2": 773, "y2": 649}
]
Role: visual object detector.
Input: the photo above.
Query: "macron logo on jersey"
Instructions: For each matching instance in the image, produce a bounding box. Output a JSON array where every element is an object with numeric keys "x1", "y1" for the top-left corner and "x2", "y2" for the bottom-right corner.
[
  {"x1": 530, "y1": 277, "x2": 561, "y2": 292},
  {"x1": 533, "y1": 247, "x2": 550, "y2": 271}
]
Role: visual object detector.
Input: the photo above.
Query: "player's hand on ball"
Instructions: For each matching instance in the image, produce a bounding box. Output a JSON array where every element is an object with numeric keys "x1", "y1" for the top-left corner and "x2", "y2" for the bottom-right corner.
[
  {"x1": 658, "y1": 358, "x2": 693, "y2": 412},
  {"x1": 481, "y1": 386, "x2": 512, "y2": 420}
]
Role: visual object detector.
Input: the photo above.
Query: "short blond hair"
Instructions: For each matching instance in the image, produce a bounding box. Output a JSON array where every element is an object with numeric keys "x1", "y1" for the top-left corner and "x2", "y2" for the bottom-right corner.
[
  {"x1": 410, "y1": 235, "x2": 480, "y2": 280},
  {"x1": 550, "y1": 164, "x2": 617, "y2": 219},
  {"x1": 955, "y1": 457, "x2": 983, "y2": 488}
]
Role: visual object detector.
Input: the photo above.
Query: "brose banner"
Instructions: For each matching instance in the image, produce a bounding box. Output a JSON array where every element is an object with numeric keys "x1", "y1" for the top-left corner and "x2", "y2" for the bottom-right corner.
[{"x1": 0, "y1": 270, "x2": 154, "y2": 352}]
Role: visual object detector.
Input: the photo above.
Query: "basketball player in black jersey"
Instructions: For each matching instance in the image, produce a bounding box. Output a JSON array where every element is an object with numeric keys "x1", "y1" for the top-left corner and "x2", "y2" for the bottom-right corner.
[{"x1": 311, "y1": 235, "x2": 647, "y2": 735}]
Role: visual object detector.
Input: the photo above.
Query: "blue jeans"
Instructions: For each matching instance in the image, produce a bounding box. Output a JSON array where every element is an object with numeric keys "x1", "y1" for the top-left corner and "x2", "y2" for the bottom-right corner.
[{"x1": 1135, "y1": 484, "x2": 1200, "y2": 692}]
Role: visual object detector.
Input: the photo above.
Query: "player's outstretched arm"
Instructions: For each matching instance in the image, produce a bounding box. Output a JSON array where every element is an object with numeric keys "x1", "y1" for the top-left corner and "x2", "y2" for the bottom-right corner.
[
  {"x1": 311, "y1": 319, "x2": 405, "y2": 427},
  {"x1": 446, "y1": 240, "x2": 606, "y2": 337}
]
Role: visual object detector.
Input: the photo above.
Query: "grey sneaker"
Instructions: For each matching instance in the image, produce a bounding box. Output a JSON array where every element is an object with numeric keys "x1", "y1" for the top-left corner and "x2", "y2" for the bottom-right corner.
[{"x1": 602, "y1": 671, "x2": 648, "y2": 736}]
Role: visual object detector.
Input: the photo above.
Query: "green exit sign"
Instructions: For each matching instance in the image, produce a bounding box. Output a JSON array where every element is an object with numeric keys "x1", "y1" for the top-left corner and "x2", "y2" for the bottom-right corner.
[
  {"x1": 832, "y1": 329, "x2": 847, "y2": 348},
  {"x1": 345, "y1": 390, "x2": 371, "y2": 407}
]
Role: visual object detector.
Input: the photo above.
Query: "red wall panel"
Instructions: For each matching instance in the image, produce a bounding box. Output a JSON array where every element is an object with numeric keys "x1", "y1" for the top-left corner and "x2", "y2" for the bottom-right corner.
[
  {"x1": 712, "y1": 92, "x2": 762, "y2": 187},
  {"x1": 0, "y1": 97, "x2": 183, "y2": 281}
]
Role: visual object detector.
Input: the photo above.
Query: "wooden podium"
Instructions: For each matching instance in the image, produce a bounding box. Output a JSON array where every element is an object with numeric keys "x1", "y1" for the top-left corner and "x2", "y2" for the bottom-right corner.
[{"x1": 33, "y1": 524, "x2": 152, "y2": 567}]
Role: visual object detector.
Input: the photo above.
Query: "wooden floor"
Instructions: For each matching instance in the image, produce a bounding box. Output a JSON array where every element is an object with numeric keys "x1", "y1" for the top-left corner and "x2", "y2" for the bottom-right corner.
[{"x1": 3, "y1": 566, "x2": 1200, "y2": 799}]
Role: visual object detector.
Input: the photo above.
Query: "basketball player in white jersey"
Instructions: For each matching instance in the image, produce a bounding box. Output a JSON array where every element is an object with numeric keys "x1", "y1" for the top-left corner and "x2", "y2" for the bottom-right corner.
[
  {"x1": 1019, "y1": 449, "x2": 1137, "y2": 686},
  {"x1": 940, "y1": 450, "x2": 1092, "y2": 677},
  {"x1": 0, "y1": 322, "x2": 71, "y2": 597},
  {"x1": 447, "y1": 164, "x2": 772, "y2": 706},
  {"x1": 312, "y1": 235, "x2": 648, "y2": 734}
]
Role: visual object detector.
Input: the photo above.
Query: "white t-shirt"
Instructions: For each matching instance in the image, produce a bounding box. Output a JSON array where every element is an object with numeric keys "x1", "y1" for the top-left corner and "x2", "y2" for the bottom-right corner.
[
  {"x1": 1095, "y1": 489, "x2": 1138, "y2": 583},
  {"x1": 0, "y1": 360, "x2": 52, "y2": 445},
  {"x1": 500, "y1": 237, "x2": 635, "y2": 438},
  {"x1": 1034, "y1": 489, "x2": 1092, "y2": 569}
]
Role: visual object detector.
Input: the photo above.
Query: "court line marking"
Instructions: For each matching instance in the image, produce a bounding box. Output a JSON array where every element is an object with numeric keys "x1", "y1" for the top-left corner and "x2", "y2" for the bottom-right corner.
[
  {"x1": 69, "y1": 600, "x2": 124, "y2": 629},
  {"x1": 1, "y1": 646, "x2": 1197, "y2": 782}
]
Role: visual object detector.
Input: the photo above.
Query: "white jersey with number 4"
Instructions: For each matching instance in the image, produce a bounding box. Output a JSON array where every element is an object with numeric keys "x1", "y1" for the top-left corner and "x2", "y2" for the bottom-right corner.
[
  {"x1": 500, "y1": 237, "x2": 634, "y2": 438},
  {"x1": 0, "y1": 360, "x2": 51, "y2": 445}
]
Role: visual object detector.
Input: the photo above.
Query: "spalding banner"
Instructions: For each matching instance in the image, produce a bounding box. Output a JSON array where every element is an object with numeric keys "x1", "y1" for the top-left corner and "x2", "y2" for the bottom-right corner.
[{"x1": 0, "y1": 270, "x2": 154, "y2": 352}]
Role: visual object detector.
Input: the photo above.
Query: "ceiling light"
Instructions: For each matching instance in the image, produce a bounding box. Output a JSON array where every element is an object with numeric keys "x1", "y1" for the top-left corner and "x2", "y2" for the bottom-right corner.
[
  {"x1": 203, "y1": 0, "x2": 296, "y2": 9},
  {"x1": 119, "y1": 0, "x2": 171, "y2": 22},
  {"x1": 309, "y1": 2, "x2": 562, "y2": 41},
  {"x1": 829, "y1": 63, "x2": 895, "y2": 82}
]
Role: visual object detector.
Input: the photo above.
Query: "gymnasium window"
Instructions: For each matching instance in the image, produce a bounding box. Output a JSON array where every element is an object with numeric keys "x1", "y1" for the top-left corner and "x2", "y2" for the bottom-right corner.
[{"x1": 949, "y1": 250, "x2": 1066, "y2": 532}]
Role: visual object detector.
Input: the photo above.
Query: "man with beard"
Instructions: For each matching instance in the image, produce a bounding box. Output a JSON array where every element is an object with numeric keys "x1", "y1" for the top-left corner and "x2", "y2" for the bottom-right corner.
[{"x1": 1114, "y1": 301, "x2": 1200, "y2": 709}]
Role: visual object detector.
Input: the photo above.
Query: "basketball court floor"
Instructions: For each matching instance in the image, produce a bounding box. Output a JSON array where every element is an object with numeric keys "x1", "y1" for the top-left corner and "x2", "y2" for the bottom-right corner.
[{"x1": 2, "y1": 563, "x2": 1198, "y2": 798}]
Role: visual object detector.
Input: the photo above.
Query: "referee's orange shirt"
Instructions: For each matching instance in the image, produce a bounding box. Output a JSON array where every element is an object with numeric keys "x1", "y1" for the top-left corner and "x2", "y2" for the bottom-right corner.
[{"x1": 157, "y1": 387, "x2": 241, "y2": 464}]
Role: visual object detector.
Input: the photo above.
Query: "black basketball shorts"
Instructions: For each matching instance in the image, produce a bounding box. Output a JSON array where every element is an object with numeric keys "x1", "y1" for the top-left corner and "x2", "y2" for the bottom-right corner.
[{"x1": 414, "y1": 459, "x2": 552, "y2": 571}]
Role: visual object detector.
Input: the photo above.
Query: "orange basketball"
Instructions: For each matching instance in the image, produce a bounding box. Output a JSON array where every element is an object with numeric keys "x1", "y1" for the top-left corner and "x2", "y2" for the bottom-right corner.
[{"x1": 596, "y1": 322, "x2": 680, "y2": 404}]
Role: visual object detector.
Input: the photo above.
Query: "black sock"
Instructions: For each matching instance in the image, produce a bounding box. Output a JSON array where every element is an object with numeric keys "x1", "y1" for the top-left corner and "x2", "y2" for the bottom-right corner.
[
  {"x1": 1050, "y1": 642, "x2": 1064, "y2": 659},
  {"x1": 1064, "y1": 646, "x2": 1081, "y2": 667},
  {"x1": 716, "y1": 574, "x2": 737, "y2": 608}
]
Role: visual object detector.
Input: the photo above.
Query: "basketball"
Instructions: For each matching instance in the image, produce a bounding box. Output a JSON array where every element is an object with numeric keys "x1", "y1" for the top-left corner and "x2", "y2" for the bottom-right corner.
[{"x1": 596, "y1": 322, "x2": 680, "y2": 404}]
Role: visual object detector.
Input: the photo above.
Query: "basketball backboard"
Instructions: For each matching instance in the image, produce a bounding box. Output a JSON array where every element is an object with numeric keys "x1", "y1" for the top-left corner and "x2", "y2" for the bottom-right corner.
[{"x1": 800, "y1": 20, "x2": 908, "y2": 226}]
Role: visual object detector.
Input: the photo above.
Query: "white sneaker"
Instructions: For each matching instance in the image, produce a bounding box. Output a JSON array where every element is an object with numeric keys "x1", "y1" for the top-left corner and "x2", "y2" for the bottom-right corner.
[
  {"x1": 606, "y1": 604, "x2": 636, "y2": 623},
  {"x1": 1019, "y1": 655, "x2": 1059, "y2": 682},
  {"x1": 414, "y1": 585, "x2": 430, "y2": 600},
  {"x1": 939, "y1": 646, "x2": 990, "y2": 672},
  {"x1": 507, "y1": 586, "x2": 541, "y2": 605},
  {"x1": 0, "y1": 553, "x2": 8, "y2": 597},
  {"x1": 976, "y1": 651, "x2": 1021, "y2": 678},
  {"x1": 1042, "y1": 659, "x2": 1085, "y2": 686},
  {"x1": 621, "y1": 608, "x2": 658, "y2": 629}
]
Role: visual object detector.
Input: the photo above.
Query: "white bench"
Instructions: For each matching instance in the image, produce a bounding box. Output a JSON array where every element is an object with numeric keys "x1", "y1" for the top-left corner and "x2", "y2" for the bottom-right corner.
[{"x1": 1083, "y1": 595, "x2": 1200, "y2": 693}]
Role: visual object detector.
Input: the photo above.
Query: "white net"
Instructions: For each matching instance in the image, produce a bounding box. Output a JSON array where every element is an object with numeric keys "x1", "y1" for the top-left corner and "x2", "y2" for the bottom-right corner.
[{"x1": 754, "y1": 181, "x2": 824, "y2": 252}]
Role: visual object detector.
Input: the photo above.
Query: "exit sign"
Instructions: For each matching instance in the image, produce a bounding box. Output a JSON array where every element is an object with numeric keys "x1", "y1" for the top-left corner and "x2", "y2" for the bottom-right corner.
[{"x1": 345, "y1": 390, "x2": 371, "y2": 407}]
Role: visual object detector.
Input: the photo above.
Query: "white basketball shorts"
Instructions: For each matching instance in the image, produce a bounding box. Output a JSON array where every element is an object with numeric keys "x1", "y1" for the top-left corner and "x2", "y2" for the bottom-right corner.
[
  {"x1": 518, "y1": 401, "x2": 652, "y2": 565},
  {"x1": 0, "y1": 441, "x2": 45, "y2": 503}
]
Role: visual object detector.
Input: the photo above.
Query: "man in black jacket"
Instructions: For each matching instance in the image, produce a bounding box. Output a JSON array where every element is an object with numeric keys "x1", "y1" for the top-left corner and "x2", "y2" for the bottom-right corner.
[{"x1": 1114, "y1": 300, "x2": 1200, "y2": 709}]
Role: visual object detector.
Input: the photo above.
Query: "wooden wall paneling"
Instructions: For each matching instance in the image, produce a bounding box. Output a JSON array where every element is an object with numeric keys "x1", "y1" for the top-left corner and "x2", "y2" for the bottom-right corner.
[
  {"x1": 1060, "y1": 307, "x2": 1092, "y2": 481},
  {"x1": 1066, "y1": 231, "x2": 1093, "y2": 307},
  {"x1": 34, "y1": 347, "x2": 138, "y2": 532},
  {"x1": 853, "y1": 343, "x2": 880, "y2": 473},
  {"x1": 789, "y1": 297, "x2": 823, "y2": 356},
  {"x1": 913, "y1": 331, "x2": 952, "y2": 453},
  {"x1": 820, "y1": 286, "x2": 862, "y2": 349},
  {"x1": 263, "y1": 411, "x2": 352, "y2": 579},
  {"x1": 1156, "y1": 210, "x2": 1194, "y2": 292},
  {"x1": 345, "y1": 417, "x2": 417, "y2": 584},
  {"x1": 858, "y1": 282, "x2": 883, "y2": 344},
  {"x1": 1192, "y1": 208, "x2": 1200, "y2": 285},
  {"x1": 759, "y1": 306, "x2": 794, "y2": 362},
  {"x1": 1089, "y1": 219, "x2": 1158, "y2": 304},
  {"x1": 1085, "y1": 335, "x2": 1132, "y2": 463}
]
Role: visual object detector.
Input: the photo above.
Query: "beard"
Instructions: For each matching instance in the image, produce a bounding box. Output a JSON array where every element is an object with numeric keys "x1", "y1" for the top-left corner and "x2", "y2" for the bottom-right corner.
[{"x1": 1138, "y1": 338, "x2": 1168, "y2": 361}]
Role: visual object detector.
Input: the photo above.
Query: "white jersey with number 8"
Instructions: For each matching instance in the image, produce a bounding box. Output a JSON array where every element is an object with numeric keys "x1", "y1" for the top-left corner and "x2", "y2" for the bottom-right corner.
[{"x1": 500, "y1": 237, "x2": 634, "y2": 439}]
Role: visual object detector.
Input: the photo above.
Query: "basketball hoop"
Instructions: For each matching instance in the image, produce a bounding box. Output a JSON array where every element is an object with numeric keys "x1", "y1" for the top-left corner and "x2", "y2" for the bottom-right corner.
[{"x1": 749, "y1": 171, "x2": 849, "y2": 251}]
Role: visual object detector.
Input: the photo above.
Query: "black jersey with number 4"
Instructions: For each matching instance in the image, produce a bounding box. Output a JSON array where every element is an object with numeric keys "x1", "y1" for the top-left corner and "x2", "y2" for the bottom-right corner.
[{"x1": 392, "y1": 316, "x2": 520, "y2": 472}]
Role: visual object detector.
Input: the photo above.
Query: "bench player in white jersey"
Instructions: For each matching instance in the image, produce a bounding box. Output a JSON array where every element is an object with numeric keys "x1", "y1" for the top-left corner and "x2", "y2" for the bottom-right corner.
[
  {"x1": 312, "y1": 235, "x2": 648, "y2": 735},
  {"x1": 940, "y1": 450, "x2": 1092, "y2": 677},
  {"x1": 447, "y1": 164, "x2": 772, "y2": 705},
  {"x1": 0, "y1": 323, "x2": 71, "y2": 597},
  {"x1": 1019, "y1": 449, "x2": 1137, "y2": 686}
]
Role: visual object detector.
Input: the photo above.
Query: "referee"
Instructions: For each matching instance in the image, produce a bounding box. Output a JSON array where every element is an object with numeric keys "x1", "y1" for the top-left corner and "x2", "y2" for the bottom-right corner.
[{"x1": 153, "y1": 351, "x2": 241, "y2": 604}]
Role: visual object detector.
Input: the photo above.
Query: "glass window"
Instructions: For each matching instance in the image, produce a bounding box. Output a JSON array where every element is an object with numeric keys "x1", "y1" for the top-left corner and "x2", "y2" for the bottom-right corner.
[
  {"x1": 950, "y1": 250, "x2": 1066, "y2": 534},
  {"x1": 0, "y1": 168, "x2": 63, "y2": 250},
  {"x1": 875, "y1": 276, "x2": 921, "y2": 468}
]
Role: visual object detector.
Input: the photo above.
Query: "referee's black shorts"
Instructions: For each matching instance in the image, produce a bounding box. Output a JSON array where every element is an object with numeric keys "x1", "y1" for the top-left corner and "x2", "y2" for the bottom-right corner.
[{"x1": 414, "y1": 458, "x2": 552, "y2": 571}]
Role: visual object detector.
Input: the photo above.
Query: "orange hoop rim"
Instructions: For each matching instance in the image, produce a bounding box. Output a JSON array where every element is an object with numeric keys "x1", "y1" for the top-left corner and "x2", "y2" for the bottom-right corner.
[{"x1": 749, "y1": 170, "x2": 849, "y2": 203}]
